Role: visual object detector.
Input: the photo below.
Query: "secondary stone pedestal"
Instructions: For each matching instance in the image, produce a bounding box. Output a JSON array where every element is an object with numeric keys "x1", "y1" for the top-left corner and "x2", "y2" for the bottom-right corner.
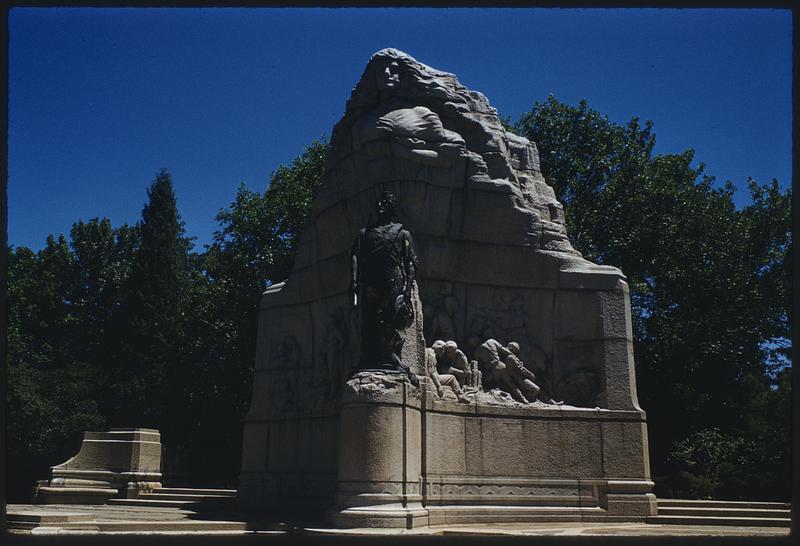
[
  {"x1": 327, "y1": 371, "x2": 428, "y2": 528},
  {"x1": 35, "y1": 428, "x2": 162, "y2": 504}
]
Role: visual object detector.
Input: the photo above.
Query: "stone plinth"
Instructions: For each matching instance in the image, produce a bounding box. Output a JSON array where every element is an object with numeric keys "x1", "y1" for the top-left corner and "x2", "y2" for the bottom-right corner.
[
  {"x1": 420, "y1": 383, "x2": 655, "y2": 525},
  {"x1": 36, "y1": 428, "x2": 162, "y2": 504},
  {"x1": 326, "y1": 371, "x2": 428, "y2": 528},
  {"x1": 238, "y1": 49, "x2": 655, "y2": 527}
]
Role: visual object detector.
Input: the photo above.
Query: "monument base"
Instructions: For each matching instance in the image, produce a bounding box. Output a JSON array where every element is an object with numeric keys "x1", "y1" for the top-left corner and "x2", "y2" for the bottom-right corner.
[
  {"x1": 326, "y1": 371, "x2": 425, "y2": 528},
  {"x1": 34, "y1": 428, "x2": 163, "y2": 504},
  {"x1": 328, "y1": 506, "x2": 430, "y2": 529},
  {"x1": 415, "y1": 381, "x2": 656, "y2": 527},
  {"x1": 321, "y1": 375, "x2": 655, "y2": 528}
]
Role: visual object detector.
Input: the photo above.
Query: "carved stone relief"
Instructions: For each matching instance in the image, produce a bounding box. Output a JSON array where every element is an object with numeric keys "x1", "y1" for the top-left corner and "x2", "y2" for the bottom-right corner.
[
  {"x1": 423, "y1": 284, "x2": 461, "y2": 344},
  {"x1": 315, "y1": 306, "x2": 358, "y2": 399},
  {"x1": 465, "y1": 291, "x2": 554, "y2": 393}
]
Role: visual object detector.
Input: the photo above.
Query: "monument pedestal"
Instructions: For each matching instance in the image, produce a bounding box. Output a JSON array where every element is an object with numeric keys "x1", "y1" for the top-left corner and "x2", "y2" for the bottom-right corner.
[
  {"x1": 326, "y1": 371, "x2": 429, "y2": 528},
  {"x1": 325, "y1": 374, "x2": 656, "y2": 528},
  {"x1": 35, "y1": 428, "x2": 162, "y2": 504}
]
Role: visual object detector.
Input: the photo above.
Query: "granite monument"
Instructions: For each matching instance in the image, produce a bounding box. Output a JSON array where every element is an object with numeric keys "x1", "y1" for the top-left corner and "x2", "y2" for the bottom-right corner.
[{"x1": 238, "y1": 48, "x2": 654, "y2": 528}]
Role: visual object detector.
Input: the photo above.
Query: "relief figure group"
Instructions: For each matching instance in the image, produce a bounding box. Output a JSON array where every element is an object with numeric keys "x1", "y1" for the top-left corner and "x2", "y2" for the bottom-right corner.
[{"x1": 425, "y1": 338, "x2": 561, "y2": 406}]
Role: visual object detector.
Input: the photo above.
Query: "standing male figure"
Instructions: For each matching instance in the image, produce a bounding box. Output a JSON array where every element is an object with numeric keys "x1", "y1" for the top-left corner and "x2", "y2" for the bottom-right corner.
[{"x1": 351, "y1": 191, "x2": 419, "y2": 386}]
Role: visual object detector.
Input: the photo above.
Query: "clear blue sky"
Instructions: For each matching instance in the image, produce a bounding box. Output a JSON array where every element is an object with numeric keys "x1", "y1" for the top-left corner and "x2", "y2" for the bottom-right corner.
[{"x1": 8, "y1": 8, "x2": 792, "y2": 251}]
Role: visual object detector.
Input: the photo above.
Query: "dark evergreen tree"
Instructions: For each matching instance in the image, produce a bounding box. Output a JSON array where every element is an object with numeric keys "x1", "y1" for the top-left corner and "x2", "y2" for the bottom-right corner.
[{"x1": 109, "y1": 170, "x2": 190, "y2": 439}]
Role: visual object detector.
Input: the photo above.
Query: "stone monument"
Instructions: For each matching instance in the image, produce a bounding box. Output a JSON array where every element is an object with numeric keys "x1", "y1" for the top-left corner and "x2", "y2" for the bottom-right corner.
[{"x1": 238, "y1": 49, "x2": 654, "y2": 527}]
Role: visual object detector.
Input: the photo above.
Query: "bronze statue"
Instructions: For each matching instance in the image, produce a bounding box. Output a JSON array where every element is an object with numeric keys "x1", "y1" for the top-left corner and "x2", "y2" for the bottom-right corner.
[{"x1": 351, "y1": 191, "x2": 419, "y2": 385}]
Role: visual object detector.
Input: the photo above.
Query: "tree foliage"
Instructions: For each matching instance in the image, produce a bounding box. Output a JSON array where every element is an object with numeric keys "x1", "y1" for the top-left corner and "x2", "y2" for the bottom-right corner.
[
  {"x1": 516, "y1": 96, "x2": 791, "y2": 499},
  {"x1": 108, "y1": 170, "x2": 192, "y2": 435},
  {"x1": 6, "y1": 223, "x2": 137, "y2": 500},
  {"x1": 180, "y1": 140, "x2": 327, "y2": 484}
]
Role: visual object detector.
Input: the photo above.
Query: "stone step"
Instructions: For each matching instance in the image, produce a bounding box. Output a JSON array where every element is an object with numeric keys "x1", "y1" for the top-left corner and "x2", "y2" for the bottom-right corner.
[
  {"x1": 7, "y1": 511, "x2": 96, "y2": 530},
  {"x1": 658, "y1": 506, "x2": 790, "y2": 518},
  {"x1": 35, "y1": 486, "x2": 118, "y2": 504},
  {"x1": 152, "y1": 487, "x2": 236, "y2": 496},
  {"x1": 648, "y1": 515, "x2": 790, "y2": 528},
  {"x1": 139, "y1": 493, "x2": 235, "y2": 502},
  {"x1": 107, "y1": 498, "x2": 202, "y2": 508},
  {"x1": 657, "y1": 499, "x2": 790, "y2": 510},
  {"x1": 427, "y1": 505, "x2": 606, "y2": 526},
  {"x1": 94, "y1": 520, "x2": 261, "y2": 532},
  {"x1": 22, "y1": 520, "x2": 284, "y2": 534}
]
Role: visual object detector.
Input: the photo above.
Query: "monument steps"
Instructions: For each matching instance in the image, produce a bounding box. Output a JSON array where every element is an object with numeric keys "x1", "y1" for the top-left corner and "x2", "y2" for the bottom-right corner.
[
  {"x1": 141, "y1": 492, "x2": 235, "y2": 501},
  {"x1": 7, "y1": 511, "x2": 97, "y2": 530},
  {"x1": 427, "y1": 505, "x2": 608, "y2": 525},
  {"x1": 657, "y1": 507, "x2": 790, "y2": 518},
  {"x1": 107, "y1": 497, "x2": 233, "y2": 509},
  {"x1": 651, "y1": 499, "x2": 790, "y2": 528},
  {"x1": 648, "y1": 515, "x2": 790, "y2": 528},
  {"x1": 106, "y1": 487, "x2": 238, "y2": 508},
  {"x1": 657, "y1": 499, "x2": 789, "y2": 510},
  {"x1": 10, "y1": 518, "x2": 277, "y2": 534},
  {"x1": 107, "y1": 498, "x2": 201, "y2": 508},
  {"x1": 91, "y1": 520, "x2": 261, "y2": 532},
  {"x1": 150, "y1": 487, "x2": 237, "y2": 496}
]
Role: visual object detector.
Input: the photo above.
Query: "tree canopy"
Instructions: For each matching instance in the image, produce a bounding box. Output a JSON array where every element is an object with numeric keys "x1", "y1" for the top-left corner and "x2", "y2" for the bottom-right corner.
[{"x1": 515, "y1": 96, "x2": 791, "y2": 499}]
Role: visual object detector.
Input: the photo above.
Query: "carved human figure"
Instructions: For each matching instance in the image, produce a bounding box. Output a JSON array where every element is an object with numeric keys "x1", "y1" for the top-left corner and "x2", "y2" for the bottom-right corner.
[
  {"x1": 474, "y1": 338, "x2": 512, "y2": 383},
  {"x1": 377, "y1": 58, "x2": 400, "y2": 94},
  {"x1": 506, "y1": 342, "x2": 562, "y2": 405},
  {"x1": 351, "y1": 191, "x2": 419, "y2": 386},
  {"x1": 475, "y1": 339, "x2": 556, "y2": 404},
  {"x1": 352, "y1": 53, "x2": 467, "y2": 168},
  {"x1": 504, "y1": 345, "x2": 541, "y2": 404},
  {"x1": 426, "y1": 340, "x2": 470, "y2": 403},
  {"x1": 441, "y1": 341, "x2": 472, "y2": 388}
]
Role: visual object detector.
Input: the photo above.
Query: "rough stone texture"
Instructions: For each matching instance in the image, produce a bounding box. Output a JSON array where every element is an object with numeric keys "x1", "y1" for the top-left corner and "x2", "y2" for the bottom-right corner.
[
  {"x1": 239, "y1": 48, "x2": 653, "y2": 526},
  {"x1": 36, "y1": 429, "x2": 162, "y2": 504},
  {"x1": 328, "y1": 372, "x2": 427, "y2": 527}
]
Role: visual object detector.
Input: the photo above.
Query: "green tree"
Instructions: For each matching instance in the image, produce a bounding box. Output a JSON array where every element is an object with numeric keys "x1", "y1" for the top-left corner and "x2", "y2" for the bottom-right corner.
[
  {"x1": 182, "y1": 139, "x2": 327, "y2": 485},
  {"x1": 515, "y1": 96, "x2": 791, "y2": 499},
  {"x1": 108, "y1": 170, "x2": 191, "y2": 438},
  {"x1": 6, "y1": 222, "x2": 136, "y2": 501}
]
